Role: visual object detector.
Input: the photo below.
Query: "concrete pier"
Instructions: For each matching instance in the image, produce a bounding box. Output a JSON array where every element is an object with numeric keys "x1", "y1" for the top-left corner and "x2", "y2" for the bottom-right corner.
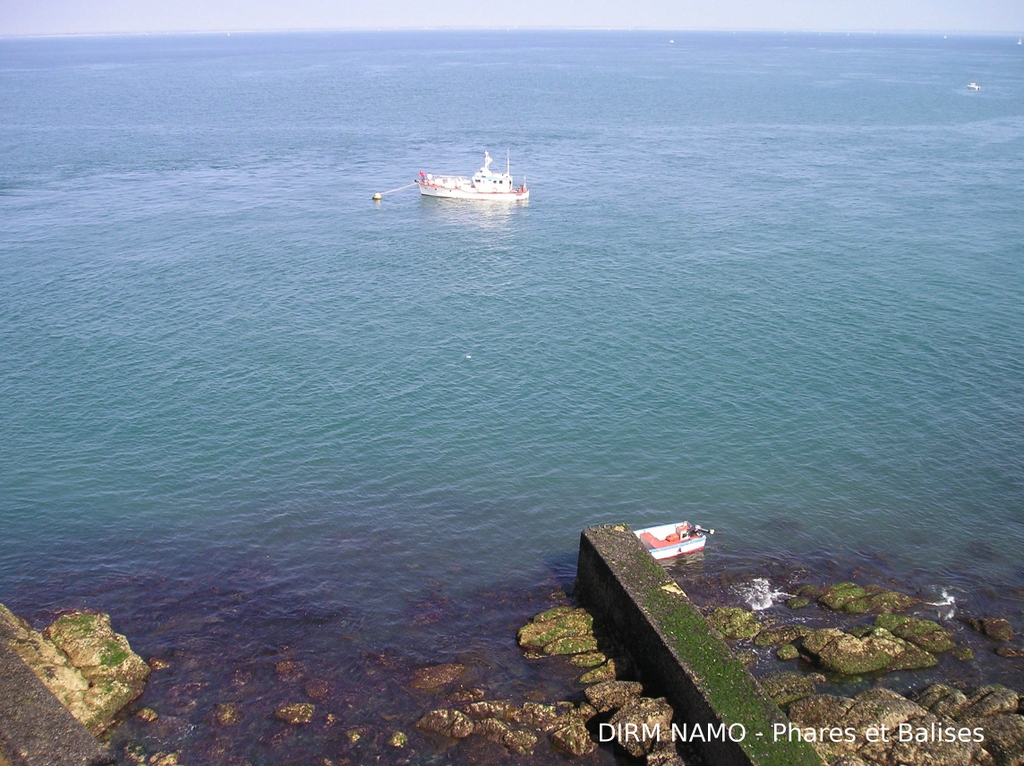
[
  {"x1": 576, "y1": 524, "x2": 824, "y2": 766},
  {"x1": 0, "y1": 641, "x2": 113, "y2": 766}
]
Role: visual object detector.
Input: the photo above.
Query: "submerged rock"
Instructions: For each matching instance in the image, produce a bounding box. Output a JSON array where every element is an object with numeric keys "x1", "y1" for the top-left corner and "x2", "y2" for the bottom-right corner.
[
  {"x1": 0, "y1": 604, "x2": 151, "y2": 734},
  {"x1": 409, "y1": 662, "x2": 466, "y2": 690},
  {"x1": 274, "y1": 702, "x2": 315, "y2": 724},
  {"x1": 214, "y1": 702, "x2": 242, "y2": 726},
  {"x1": 387, "y1": 730, "x2": 407, "y2": 747},
  {"x1": 965, "y1": 617, "x2": 1015, "y2": 643}
]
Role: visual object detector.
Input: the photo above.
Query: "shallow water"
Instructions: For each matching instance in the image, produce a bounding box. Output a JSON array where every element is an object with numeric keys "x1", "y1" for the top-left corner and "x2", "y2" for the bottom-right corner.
[{"x1": 2, "y1": 30, "x2": 1024, "y2": 762}]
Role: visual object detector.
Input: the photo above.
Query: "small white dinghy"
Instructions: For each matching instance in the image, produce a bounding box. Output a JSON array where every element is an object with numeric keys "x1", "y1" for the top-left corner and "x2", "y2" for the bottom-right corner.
[{"x1": 634, "y1": 522, "x2": 714, "y2": 560}]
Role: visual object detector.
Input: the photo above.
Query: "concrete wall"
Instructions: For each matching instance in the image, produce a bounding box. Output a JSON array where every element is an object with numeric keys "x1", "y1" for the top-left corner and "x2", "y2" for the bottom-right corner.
[
  {"x1": 576, "y1": 524, "x2": 824, "y2": 766},
  {"x1": 0, "y1": 641, "x2": 113, "y2": 766}
]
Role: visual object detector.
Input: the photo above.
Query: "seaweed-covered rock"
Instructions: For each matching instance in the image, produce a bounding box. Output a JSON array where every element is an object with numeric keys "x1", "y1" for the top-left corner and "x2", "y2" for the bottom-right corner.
[
  {"x1": 996, "y1": 646, "x2": 1024, "y2": 658},
  {"x1": 816, "y1": 582, "x2": 918, "y2": 614},
  {"x1": 608, "y1": 696, "x2": 674, "y2": 758},
  {"x1": 570, "y1": 651, "x2": 607, "y2": 668},
  {"x1": 708, "y1": 607, "x2": 762, "y2": 640},
  {"x1": 514, "y1": 702, "x2": 561, "y2": 731},
  {"x1": 474, "y1": 717, "x2": 537, "y2": 754},
  {"x1": 585, "y1": 680, "x2": 644, "y2": 713},
  {"x1": 803, "y1": 626, "x2": 936, "y2": 675},
  {"x1": 579, "y1": 660, "x2": 617, "y2": 684},
  {"x1": 463, "y1": 700, "x2": 518, "y2": 720},
  {"x1": 543, "y1": 635, "x2": 599, "y2": 656},
  {"x1": 517, "y1": 609, "x2": 594, "y2": 649},
  {"x1": 214, "y1": 702, "x2": 242, "y2": 726},
  {"x1": 0, "y1": 605, "x2": 151, "y2": 735},
  {"x1": 274, "y1": 703, "x2": 314, "y2": 724},
  {"x1": 416, "y1": 708, "x2": 475, "y2": 738},
  {"x1": 760, "y1": 672, "x2": 825, "y2": 707},
  {"x1": 964, "y1": 618, "x2": 1015, "y2": 643},
  {"x1": 551, "y1": 718, "x2": 597, "y2": 756},
  {"x1": 874, "y1": 614, "x2": 956, "y2": 654},
  {"x1": 777, "y1": 644, "x2": 800, "y2": 661},
  {"x1": 410, "y1": 663, "x2": 466, "y2": 690},
  {"x1": 387, "y1": 731, "x2": 407, "y2": 747},
  {"x1": 754, "y1": 624, "x2": 813, "y2": 647}
]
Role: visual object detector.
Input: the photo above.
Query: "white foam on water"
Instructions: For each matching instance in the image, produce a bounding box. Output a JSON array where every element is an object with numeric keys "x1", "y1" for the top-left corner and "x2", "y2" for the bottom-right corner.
[
  {"x1": 926, "y1": 588, "x2": 957, "y2": 621},
  {"x1": 737, "y1": 578, "x2": 793, "y2": 611}
]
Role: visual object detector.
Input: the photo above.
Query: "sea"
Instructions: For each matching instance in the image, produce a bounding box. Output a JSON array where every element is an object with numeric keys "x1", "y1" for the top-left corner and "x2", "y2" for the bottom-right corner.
[{"x1": 1, "y1": 30, "x2": 1023, "y2": 764}]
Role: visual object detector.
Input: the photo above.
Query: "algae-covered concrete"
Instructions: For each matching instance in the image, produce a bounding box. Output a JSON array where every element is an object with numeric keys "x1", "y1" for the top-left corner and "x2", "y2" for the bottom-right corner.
[{"x1": 576, "y1": 524, "x2": 824, "y2": 766}]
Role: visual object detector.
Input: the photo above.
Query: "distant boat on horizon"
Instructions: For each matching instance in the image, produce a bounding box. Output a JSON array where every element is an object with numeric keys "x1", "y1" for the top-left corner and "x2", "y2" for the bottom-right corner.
[{"x1": 968, "y1": 82, "x2": 981, "y2": 91}]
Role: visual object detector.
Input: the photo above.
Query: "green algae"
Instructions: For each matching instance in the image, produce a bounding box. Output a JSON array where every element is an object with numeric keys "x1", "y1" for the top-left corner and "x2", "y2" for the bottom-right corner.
[
  {"x1": 609, "y1": 535, "x2": 823, "y2": 766},
  {"x1": 708, "y1": 606, "x2": 762, "y2": 640}
]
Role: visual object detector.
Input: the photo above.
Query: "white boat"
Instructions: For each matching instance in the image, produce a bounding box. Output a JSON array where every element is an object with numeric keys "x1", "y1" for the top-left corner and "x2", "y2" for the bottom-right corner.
[
  {"x1": 634, "y1": 522, "x2": 714, "y2": 560},
  {"x1": 416, "y1": 151, "x2": 529, "y2": 201},
  {"x1": 967, "y1": 82, "x2": 981, "y2": 90}
]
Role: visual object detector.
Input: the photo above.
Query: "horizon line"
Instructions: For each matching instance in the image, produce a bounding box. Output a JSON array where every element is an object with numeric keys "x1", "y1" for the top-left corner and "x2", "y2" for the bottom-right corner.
[{"x1": 3, "y1": 27, "x2": 1023, "y2": 41}]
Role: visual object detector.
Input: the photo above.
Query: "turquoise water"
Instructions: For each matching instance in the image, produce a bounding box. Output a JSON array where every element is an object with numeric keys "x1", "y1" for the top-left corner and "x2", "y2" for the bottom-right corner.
[{"x1": 2, "y1": 30, "x2": 1024, "y2": 762}]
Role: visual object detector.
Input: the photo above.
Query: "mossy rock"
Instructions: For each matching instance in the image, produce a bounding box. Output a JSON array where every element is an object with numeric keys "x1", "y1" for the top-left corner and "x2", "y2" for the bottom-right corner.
[
  {"x1": 777, "y1": 644, "x2": 800, "y2": 661},
  {"x1": 579, "y1": 661, "x2": 617, "y2": 684},
  {"x1": 786, "y1": 597, "x2": 812, "y2": 610},
  {"x1": 543, "y1": 635, "x2": 599, "y2": 656},
  {"x1": 874, "y1": 614, "x2": 955, "y2": 654},
  {"x1": 760, "y1": 672, "x2": 823, "y2": 707},
  {"x1": 569, "y1": 651, "x2": 607, "y2": 668},
  {"x1": 953, "y1": 647, "x2": 975, "y2": 661},
  {"x1": 517, "y1": 610, "x2": 594, "y2": 649},
  {"x1": 816, "y1": 583, "x2": 917, "y2": 615},
  {"x1": 708, "y1": 607, "x2": 762, "y2": 640},
  {"x1": 531, "y1": 606, "x2": 576, "y2": 624},
  {"x1": 754, "y1": 624, "x2": 812, "y2": 647},
  {"x1": 808, "y1": 627, "x2": 936, "y2": 675}
]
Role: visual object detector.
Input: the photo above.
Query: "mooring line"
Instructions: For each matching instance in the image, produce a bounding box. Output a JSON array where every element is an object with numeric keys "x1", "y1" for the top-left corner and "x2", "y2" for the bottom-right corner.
[{"x1": 373, "y1": 182, "x2": 417, "y2": 200}]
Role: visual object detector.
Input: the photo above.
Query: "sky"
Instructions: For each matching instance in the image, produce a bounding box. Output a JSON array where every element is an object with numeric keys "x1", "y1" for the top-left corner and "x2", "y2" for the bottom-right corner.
[{"x1": 0, "y1": 0, "x2": 1023, "y2": 37}]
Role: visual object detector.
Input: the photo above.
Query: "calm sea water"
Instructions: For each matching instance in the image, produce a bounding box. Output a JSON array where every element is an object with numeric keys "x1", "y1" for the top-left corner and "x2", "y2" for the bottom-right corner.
[{"x1": 2, "y1": 31, "x2": 1023, "y2": 763}]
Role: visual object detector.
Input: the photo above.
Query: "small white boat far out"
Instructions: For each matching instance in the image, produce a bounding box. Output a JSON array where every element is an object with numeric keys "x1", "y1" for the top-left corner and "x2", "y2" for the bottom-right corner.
[
  {"x1": 635, "y1": 521, "x2": 714, "y2": 560},
  {"x1": 416, "y1": 151, "x2": 529, "y2": 201},
  {"x1": 967, "y1": 82, "x2": 981, "y2": 90}
]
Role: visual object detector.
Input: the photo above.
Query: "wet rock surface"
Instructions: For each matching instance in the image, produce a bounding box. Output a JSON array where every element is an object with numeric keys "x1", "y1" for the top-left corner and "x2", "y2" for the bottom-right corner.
[
  {"x1": 785, "y1": 683, "x2": 1024, "y2": 766},
  {"x1": 0, "y1": 603, "x2": 150, "y2": 735},
  {"x1": 966, "y1": 619, "x2": 1016, "y2": 644}
]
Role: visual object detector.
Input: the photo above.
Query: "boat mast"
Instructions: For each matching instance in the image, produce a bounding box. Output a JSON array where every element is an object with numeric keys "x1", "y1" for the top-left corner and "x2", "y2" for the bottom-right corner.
[{"x1": 507, "y1": 149, "x2": 510, "y2": 176}]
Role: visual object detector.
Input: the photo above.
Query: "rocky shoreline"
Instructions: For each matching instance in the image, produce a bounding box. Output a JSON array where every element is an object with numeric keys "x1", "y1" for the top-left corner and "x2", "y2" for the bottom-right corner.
[{"x1": 2, "y1": 566, "x2": 1023, "y2": 765}]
